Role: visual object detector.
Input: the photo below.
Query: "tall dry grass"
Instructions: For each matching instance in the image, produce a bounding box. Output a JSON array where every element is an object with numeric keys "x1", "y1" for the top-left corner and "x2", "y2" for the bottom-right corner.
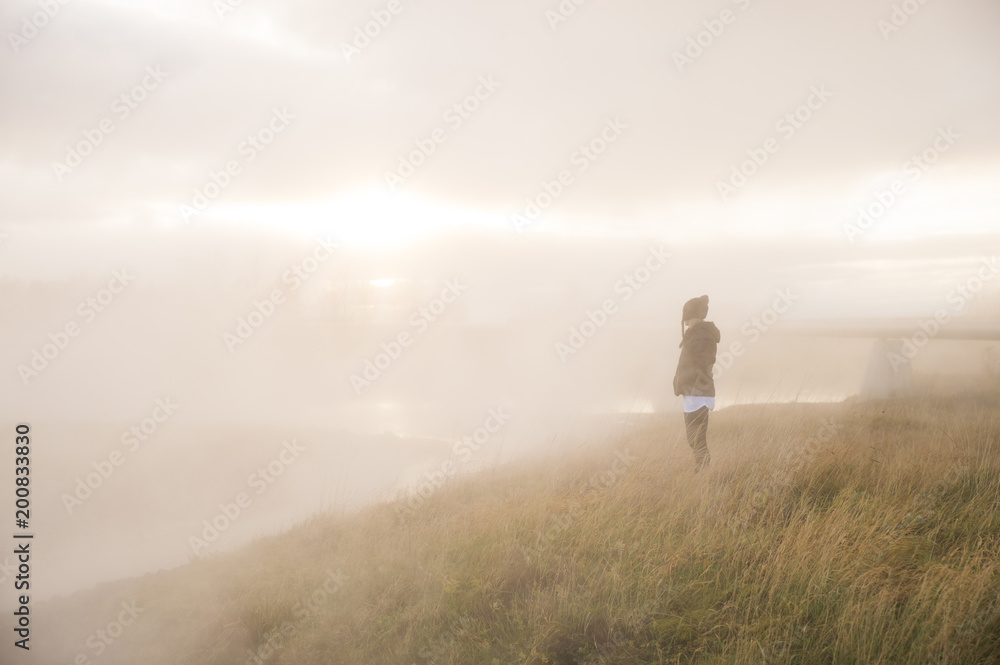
[{"x1": 35, "y1": 388, "x2": 1000, "y2": 664}]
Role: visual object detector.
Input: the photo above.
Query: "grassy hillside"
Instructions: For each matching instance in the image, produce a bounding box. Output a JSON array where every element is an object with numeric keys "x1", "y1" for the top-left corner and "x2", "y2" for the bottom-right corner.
[{"x1": 33, "y1": 389, "x2": 1000, "y2": 664}]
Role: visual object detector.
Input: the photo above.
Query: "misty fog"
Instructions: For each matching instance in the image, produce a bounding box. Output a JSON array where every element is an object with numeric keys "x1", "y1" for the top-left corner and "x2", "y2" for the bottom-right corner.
[{"x1": 1, "y1": 1, "x2": 999, "y2": 657}]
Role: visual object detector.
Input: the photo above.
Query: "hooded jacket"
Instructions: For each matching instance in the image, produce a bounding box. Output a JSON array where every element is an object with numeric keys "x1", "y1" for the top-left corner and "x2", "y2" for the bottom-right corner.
[{"x1": 673, "y1": 320, "x2": 721, "y2": 397}]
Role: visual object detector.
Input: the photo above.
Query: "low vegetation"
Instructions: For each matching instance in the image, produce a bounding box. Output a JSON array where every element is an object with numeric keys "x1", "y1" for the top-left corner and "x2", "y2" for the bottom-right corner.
[{"x1": 36, "y1": 387, "x2": 1000, "y2": 664}]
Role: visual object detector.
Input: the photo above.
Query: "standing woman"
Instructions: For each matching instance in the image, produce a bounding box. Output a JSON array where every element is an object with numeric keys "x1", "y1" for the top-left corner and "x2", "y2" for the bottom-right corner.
[{"x1": 673, "y1": 295, "x2": 720, "y2": 471}]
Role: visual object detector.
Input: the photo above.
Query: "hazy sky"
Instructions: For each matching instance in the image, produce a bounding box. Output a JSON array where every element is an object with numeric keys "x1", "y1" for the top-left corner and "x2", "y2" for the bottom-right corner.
[{"x1": 1, "y1": 0, "x2": 998, "y2": 249}]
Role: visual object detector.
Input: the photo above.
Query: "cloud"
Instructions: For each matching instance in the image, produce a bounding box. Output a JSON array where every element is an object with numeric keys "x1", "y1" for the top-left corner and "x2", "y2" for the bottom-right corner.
[{"x1": 0, "y1": 0, "x2": 997, "y2": 229}]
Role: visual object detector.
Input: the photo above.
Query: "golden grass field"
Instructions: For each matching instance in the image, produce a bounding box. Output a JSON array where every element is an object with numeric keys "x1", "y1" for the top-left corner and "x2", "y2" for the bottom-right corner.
[{"x1": 35, "y1": 385, "x2": 1000, "y2": 664}]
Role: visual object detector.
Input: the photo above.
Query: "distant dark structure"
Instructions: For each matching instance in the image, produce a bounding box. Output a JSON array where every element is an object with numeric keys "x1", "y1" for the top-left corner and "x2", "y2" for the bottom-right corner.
[{"x1": 776, "y1": 320, "x2": 1000, "y2": 399}]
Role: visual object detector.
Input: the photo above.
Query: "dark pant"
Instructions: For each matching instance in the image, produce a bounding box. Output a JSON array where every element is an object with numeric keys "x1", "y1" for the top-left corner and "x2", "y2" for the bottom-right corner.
[{"x1": 684, "y1": 406, "x2": 710, "y2": 470}]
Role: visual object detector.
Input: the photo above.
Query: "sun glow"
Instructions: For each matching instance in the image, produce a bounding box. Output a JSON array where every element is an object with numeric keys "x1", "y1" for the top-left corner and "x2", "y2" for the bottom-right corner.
[{"x1": 200, "y1": 190, "x2": 508, "y2": 246}]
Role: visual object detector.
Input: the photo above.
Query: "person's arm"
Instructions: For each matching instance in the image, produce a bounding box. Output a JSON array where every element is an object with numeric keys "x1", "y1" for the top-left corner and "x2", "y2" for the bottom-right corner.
[
  {"x1": 673, "y1": 353, "x2": 685, "y2": 396},
  {"x1": 688, "y1": 336, "x2": 718, "y2": 394}
]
